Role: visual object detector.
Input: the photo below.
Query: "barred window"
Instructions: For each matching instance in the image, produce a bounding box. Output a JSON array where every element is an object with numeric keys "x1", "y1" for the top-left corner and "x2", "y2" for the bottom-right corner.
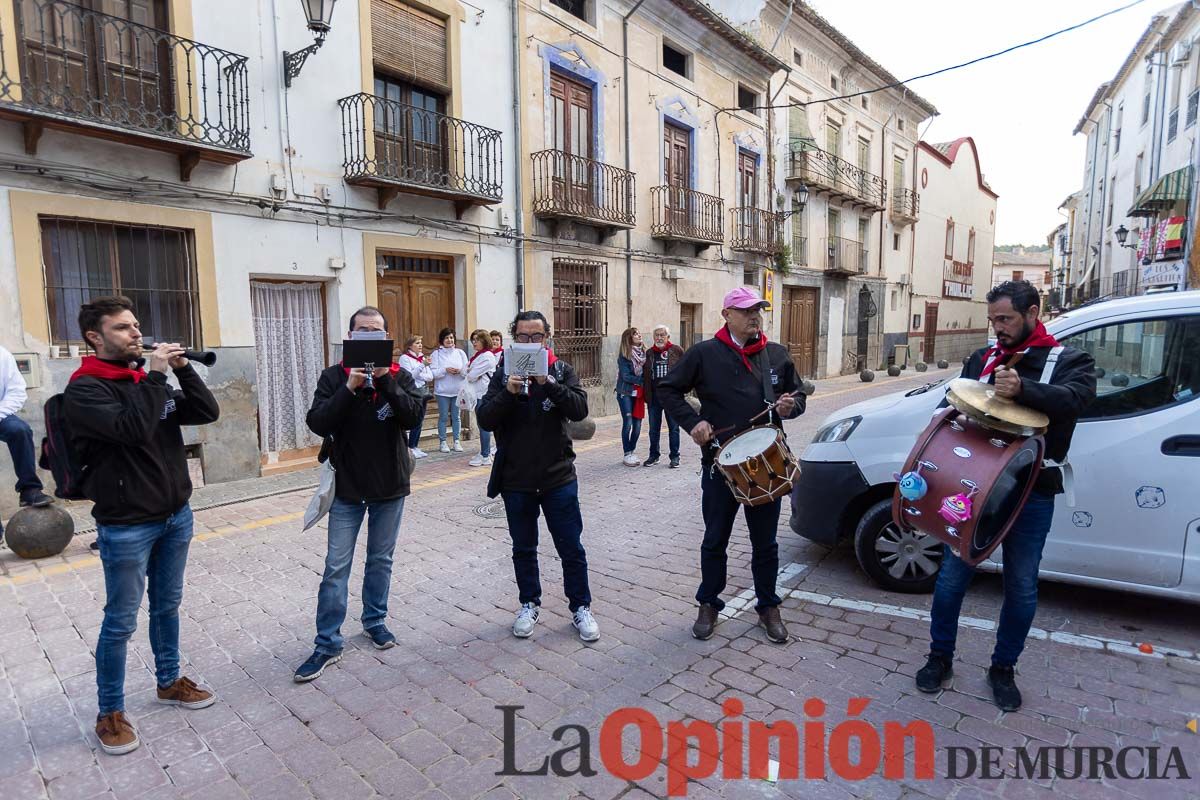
[
  {"x1": 40, "y1": 216, "x2": 200, "y2": 348},
  {"x1": 551, "y1": 259, "x2": 605, "y2": 386}
]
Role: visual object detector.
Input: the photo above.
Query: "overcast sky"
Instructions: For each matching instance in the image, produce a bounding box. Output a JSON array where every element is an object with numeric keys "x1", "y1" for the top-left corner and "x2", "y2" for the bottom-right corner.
[{"x1": 807, "y1": 0, "x2": 1162, "y2": 246}]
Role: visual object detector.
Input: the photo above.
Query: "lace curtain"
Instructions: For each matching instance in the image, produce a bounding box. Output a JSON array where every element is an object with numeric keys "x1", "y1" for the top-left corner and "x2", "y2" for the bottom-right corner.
[{"x1": 251, "y1": 281, "x2": 326, "y2": 453}]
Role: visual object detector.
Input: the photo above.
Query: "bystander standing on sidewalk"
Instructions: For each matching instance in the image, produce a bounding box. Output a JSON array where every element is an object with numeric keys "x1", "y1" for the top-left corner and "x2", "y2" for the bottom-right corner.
[
  {"x1": 399, "y1": 335, "x2": 433, "y2": 459},
  {"x1": 0, "y1": 345, "x2": 52, "y2": 540}
]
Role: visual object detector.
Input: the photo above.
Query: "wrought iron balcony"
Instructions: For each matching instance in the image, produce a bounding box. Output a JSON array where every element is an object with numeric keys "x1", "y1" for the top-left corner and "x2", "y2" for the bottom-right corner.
[
  {"x1": 823, "y1": 236, "x2": 868, "y2": 275},
  {"x1": 891, "y1": 187, "x2": 919, "y2": 224},
  {"x1": 340, "y1": 93, "x2": 502, "y2": 215},
  {"x1": 650, "y1": 185, "x2": 723, "y2": 246},
  {"x1": 0, "y1": 0, "x2": 251, "y2": 180},
  {"x1": 787, "y1": 148, "x2": 887, "y2": 211},
  {"x1": 729, "y1": 207, "x2": 779, "y2": 256},
  {"x1": 531, "y1": 149, "x2": 635, "y2": 232}
]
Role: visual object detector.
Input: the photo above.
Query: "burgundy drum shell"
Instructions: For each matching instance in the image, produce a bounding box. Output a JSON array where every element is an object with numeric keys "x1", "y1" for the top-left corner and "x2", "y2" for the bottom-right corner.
[{"x1": 892, "y1": 408, "x2": 1044, "y2": 567}]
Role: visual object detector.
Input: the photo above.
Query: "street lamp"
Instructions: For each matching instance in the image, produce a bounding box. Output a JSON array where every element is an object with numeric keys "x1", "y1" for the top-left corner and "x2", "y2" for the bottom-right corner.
[
  {"x1": 284, "y1": 0, "x2": 338, "y2": 88},
  {"x1": 778, "y1": 183, "x2": 809, "y2": 219},
  {"x1": 1114, "y1": 224, "x2": 1137, "y2": 249}
]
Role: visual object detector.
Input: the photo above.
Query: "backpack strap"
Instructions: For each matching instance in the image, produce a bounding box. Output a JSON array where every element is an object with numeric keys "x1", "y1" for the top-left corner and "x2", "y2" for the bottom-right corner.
[
  {"x1": 1039, "y1": 346, "x2": 1064, "y2": 384},
  {"x1": 754, "y1": 349, "x2": 777, "y2": 425}
]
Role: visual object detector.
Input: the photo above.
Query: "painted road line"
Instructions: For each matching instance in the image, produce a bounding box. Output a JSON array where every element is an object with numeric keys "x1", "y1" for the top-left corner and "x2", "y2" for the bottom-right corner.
[
  {"x1": 719, "y1": 562, "x2": 810, "y2": 621},
  {"x1": 775, "y1": 579, "x2": 1200, "y2": 665}
]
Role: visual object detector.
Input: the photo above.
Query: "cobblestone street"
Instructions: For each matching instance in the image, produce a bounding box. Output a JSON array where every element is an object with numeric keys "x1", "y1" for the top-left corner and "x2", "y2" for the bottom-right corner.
[{"x1": 1, "y1": 367, "x2": 1197, "y2": 800}]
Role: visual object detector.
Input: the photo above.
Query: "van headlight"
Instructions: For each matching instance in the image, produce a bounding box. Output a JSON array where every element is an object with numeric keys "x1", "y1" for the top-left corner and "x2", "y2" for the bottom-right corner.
[{"x1": 813, "y1": 416, "x2": 861, "y2": 443}]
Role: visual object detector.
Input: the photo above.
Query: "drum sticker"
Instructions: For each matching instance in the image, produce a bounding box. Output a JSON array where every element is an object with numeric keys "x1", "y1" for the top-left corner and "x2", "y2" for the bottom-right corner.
[
  {"x1": 1071, "y1": 511, "x2": 1094, "y2": 528},
  {"x1": 1135, "y1": 486, "x2": 1166, "y2": 509},
  {"x1": 953, "y1": 447, "x2": 972, "y2": 459},
  {"x1": 893, "y1": 470, "x2": 928, "y2": 501}
]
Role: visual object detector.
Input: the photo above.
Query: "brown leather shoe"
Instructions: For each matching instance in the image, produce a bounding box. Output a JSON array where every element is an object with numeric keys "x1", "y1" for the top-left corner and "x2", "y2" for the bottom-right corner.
[
  {"x1": 95, "y1": 711, "x2": 140, "y2": 755},
  {"x1": 692, "y1": 604, "x2": 719, "y2": 640},
  {"x1": 758, "y1": 606, "x2": 789, "y2": 643},
  {"x1": 156, "y1": 676, "x2": 215, "y2": 709}
]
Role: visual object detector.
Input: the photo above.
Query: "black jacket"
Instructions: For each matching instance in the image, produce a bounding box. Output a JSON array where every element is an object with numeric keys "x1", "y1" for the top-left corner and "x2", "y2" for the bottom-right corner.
[
  {"x1": 657, "y1": 336, "x2": 805, "y2": 465},
  {"x1": 306, "y1": 366, "x2": 426, "y2": 503},
  {"x1": 65, "y1": 364, "x2": 220, "y2": 526},
  {"x1": 476, "y1": 357, "x2": 589, "y2": 496},
  {"x1": 642, "y1": 344, "x2": 685, "y2": 405},
  {"x1": 947, "y1": 344, "x2": 1096, "y2": 495}
]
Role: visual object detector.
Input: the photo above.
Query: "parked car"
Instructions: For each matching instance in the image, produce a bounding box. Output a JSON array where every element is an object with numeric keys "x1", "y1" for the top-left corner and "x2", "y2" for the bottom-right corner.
[{"x1": 790, "y1": 291, "x2": 1200, "y2": 602}]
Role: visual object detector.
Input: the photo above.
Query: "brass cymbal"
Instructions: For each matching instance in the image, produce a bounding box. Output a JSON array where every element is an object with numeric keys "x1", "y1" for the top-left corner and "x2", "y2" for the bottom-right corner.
[{"x1": 945, "y1": 378, "x2": 1049, "y2": 436}]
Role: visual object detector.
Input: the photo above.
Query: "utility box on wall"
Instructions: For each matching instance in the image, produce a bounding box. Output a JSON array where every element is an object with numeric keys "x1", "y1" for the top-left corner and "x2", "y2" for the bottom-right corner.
[{"x1": 12, "y1": 353, "x2": 42, "y2": 389}]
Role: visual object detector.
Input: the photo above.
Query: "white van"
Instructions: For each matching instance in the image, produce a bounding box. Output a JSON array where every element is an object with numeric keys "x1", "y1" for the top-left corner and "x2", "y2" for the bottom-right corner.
[{"x1": 790, "y1": 291, "x2": 1200, "y2": 602}]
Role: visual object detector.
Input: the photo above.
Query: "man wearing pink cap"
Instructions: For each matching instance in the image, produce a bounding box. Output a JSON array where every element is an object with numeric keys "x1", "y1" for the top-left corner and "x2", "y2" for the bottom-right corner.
[{"x1": 656, "y1": 286, "x2": 805, "y2": 643}]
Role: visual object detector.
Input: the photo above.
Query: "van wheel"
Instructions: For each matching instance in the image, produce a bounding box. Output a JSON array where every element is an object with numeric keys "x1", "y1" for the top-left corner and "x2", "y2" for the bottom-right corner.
[{"x1": 853, "y1": 498, "x2": 942, "y2": 593}]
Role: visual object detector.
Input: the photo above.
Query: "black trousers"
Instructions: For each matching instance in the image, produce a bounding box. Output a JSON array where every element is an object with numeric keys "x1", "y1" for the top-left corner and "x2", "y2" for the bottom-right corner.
[{"x1": 695, "y1": 468, "x2": 782, "y2": 611}]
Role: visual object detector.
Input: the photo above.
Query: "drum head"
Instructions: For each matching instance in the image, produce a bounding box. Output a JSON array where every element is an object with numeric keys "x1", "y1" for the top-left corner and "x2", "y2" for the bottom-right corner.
[
  {"x1": 968, "y1": 439, "x2": 1040, "y2": 561},
  {"x1": 718, "y1": 427, "x2": 778, "y2": 464}
]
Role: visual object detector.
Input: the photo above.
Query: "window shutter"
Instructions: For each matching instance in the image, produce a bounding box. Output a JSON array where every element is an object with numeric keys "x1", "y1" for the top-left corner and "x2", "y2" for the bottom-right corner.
[{"x1": 371, "y1": 0, "x2": 449, "y2": 92}]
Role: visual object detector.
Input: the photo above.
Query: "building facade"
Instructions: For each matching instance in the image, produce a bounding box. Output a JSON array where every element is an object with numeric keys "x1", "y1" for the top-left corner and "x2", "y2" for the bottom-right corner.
[
  {"x1": 0, "y1": 0, "x2": 523, "y2": 514},
  {"x1": 992, "y1": 248, "x2": 1053, "y2": 304},
  {"x1": 1072, "y1": 4, "x2": 1199, "y2": 306},
  {"x1": 901, "y1": 138, "x2": 997, "y2": 366}
]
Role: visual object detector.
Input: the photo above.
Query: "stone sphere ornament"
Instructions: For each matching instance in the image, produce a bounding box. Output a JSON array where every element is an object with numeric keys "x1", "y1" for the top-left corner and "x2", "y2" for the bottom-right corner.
[
  {"x1": 915, "y1": 362, "x2": 928, "y2": 372},
  {"x1": 4, "y1": 504, "x2": 75, "y2": 559},
  {"x1": 566, "y1": 418, "x2": 596, "y2": 440},
  {"x1": 937, "y1": 360, "x2": 949, "y2": 369},
  {"x1": 886, "y1": 365, "x2": 901, "y2": 377},
  {"x1": 859, "y1": 369, "x2": 875, "y2": 382}
]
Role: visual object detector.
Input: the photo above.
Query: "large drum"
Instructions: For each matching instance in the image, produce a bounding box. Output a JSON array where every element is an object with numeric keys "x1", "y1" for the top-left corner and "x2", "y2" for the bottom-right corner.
[
  {"x1": 716, "y1": 426, "x2": 799, "y2": 506},
  {"x1": 891, "y1": 379, "x2": 1049, "y2": 566}
]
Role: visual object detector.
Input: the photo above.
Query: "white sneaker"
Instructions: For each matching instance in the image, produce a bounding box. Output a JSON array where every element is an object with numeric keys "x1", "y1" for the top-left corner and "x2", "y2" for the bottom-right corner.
[
  {"x1": 469, "y1": 454, "x2": 486, "y2": 467},
  {"x1": 572, "y1": 606, "x2": 600, "y2": 642},
  {"x1": 512, "y1": 603, "x2": 540, "y2": 638},
  {"x1": 439, "y1": 441, "x2": 450, "y2": 453},
  {"x1": 480, "y1": 455, "x2": 493, "y2": 466},
  {"x1": 622, "y1": 453, "x2": 638, "y2": 467},
  {"x1": 410, "y1": 448, "x2": 428, "y2": 459},
  {"x1": 452, "y1": 440, "x2": 464, "y2": 452}
]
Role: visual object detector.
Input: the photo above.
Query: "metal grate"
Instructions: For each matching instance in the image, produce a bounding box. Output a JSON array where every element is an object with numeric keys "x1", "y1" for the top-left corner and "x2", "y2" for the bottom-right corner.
[
  {"x1": 379, "y1": 254, "x2": 451, "y2": 274},
  {"x1": 40, "y1": 216, "x2": 200, "y2": 348},
  {"x1": 552, "y1": 259, "x2": 606, "y2": 387}
]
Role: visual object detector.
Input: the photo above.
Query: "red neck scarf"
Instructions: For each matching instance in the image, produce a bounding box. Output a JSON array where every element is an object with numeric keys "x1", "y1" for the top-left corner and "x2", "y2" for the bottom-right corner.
[
  {"x1": 403, "y1": 350, "x2": 422, "y2": 361},
  {"x1": 980, "y1": 321, "x2": 1060, "y2": 379},
  {"x1": 468, "y1": 348, "x2": 492, "y2": 366},
  {"x1": 715, "y1": 325, "x2": 768, "y2": 372},
  {"x1": 490, "y1": 346, "x2": 503, "y2": 355},
  {"x1": 70, "y1": 356, "x2": 147, "y2": 384},
  {"x1": 650, "y1": 341, "x2": 674, "y2": 355}
]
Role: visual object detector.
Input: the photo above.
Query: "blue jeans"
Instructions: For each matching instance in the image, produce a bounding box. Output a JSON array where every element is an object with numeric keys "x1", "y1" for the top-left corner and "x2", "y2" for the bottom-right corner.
[
  {"x1": 617, "y1": 393, "x2": 641, "y2": 454},
  {"x1": 501, "y1": 480, "x2": 592, "y2": 611},
  {"x1": 476, "y1": 398, "x2": 492, "y2": 458},
  {"x1": 406, "y1": 398, "x2": 428, "y2": 449},
  {"x1": 314, "y1": 496, "x2": 406, "y2": 655},
  {"x1": 647, "y1": 399, "x2": 680, "y2": 461},
  {"x1": 929, "y1": 493, "x2": 1055, "y2": 667},
  {"x1": 0, "y1": 414, "x2": 42, "y2": 495},
  {"x1": 95, "y1": 504, "x2": 194, "y2": 714},
  {"x1": 436, "y1": 395, "x2": 460, "y2": 443}
]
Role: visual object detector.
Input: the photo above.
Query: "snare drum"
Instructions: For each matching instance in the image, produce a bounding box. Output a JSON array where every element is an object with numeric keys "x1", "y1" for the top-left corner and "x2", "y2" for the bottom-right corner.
[{"x1": 715, "y1": 426, "x2": 799, "y2": 507}]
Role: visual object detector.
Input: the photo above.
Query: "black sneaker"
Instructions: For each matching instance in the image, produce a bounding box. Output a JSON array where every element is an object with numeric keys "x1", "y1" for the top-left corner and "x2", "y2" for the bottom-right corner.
[
  {"x1": 643, "y1": 456, "x2": 660, "y2": 467},
  {"x1": 987, "y1": 665, "x2": 1022, "y2": 711},
  {"x1": 669, "y1": 457, "x2": 680, "y2": 468},
  {"x1": 364, "y1": 626, "x2": 397, "y2": 650},
  {"x1": 915, "y1": 653, "x2": 953, "y2": 693},
  {"x1": 293, "y1": 651, "x2": 342, "y2": 683},
  {"x1": 19, "y1": 490, "x2": 52, "y2": 508}
]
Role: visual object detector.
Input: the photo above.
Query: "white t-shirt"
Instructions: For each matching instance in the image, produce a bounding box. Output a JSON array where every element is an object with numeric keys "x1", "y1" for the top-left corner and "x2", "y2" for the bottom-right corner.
[{"x1": 430, "y1": 346, "x2": 469, "y2": 398}]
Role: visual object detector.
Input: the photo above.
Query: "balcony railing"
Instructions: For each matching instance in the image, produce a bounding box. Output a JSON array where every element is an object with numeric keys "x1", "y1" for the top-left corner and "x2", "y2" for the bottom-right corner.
[
  {"x1": 729, "y1": 208, "x2": 779, "y2": 255},
  {"x1": 340, "y1": 93, "x2": 502, "y2": 210},
  {"x1": 531, "y1": 149, "x2": 635, "y2": 230},
  {"x1": 650, "y1": 185, "x2": 723, "y2": 245},
  {"x1": 891, "y1": 187, "x2": 919, "y2": 223},
  {"x1": 0, "y1": 0, "x2": 251, "y2": 170},
  {"x1": 791, "y1": 235, "x2": 807, "y2": 266},
  {"x1": 823, "y1": 236, "x2": 868, "y2": 275},
  {"x1": 787, "y1": 148, "x2": 887, "y2": 211}
]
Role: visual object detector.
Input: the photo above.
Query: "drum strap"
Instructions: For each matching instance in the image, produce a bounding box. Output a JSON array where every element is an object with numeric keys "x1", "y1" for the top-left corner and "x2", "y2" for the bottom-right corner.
[
  {"x1": 754, "y1": 349, "x2": 776, "y2": 424},
  {"x1": 1039, "y1": 346, "x2": 1073, "y2": 506}
]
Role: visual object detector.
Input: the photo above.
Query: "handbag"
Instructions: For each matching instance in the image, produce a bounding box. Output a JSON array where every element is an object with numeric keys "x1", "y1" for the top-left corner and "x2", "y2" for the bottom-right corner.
[
  {"x1": 632, "y1": 385, "x2": 646, "y2": 420},
  {"x1": 302, "y1": 459, "x2": 336, "y2": 531},
  {"x1": 455, "y1": 382, "x2": 477, "y2": 411}
]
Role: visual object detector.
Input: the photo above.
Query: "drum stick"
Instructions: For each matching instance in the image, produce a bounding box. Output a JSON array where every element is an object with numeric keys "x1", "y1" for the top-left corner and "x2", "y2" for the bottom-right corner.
[{"x1": 748, "y1": 391, "x2": 800, "y2": 424}]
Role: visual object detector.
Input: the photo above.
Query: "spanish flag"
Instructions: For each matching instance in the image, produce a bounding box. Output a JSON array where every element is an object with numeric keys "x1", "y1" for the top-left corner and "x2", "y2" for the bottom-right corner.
[{"x1": 1163, "y1": 216, "x2": 1185, "y2": 250}]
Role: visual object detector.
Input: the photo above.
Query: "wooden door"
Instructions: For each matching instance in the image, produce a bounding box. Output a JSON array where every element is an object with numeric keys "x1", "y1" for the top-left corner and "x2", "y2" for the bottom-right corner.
[
  {"x1": 737, "y1": 151, "x2": 758, "y2": 239},
  {"x1": 550, "y1": 72, "x2": 593, "y2": 206},
  {"x1": 376, "y1": 254, "x2": 454, "y2": 359},
  {"x1": 781, "y1": 286, "x2": 818, "y2": 377},
  {"x1": 373, "y1": 75, "x2": 447, "y2": 184},
  {"x1": 679, "y1": 303, "x2": 699, "y2": 349},
  {"x1": 923, "y1": 302, "x2": 939, "y2": 363},
  {"x1": 825, "y1": 120, "x2": 840, "y2": 157},
  {"x1": 663, "y1": 122, "x2": 690, "y2": 227},
  {"x1": 892, "y1": 157, "x2": 905, "y2": 191}
]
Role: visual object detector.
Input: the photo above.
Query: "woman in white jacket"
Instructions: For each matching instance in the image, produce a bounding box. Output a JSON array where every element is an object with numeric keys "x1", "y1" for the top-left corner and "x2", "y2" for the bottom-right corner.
[
  {"x1": 465, "y1": 329, "x2": 499, "y2": 467},
  {"x1": 430, "y1": 327, "x2": 468, "y2": 452},
  {"x1": 398, "y1": 335, "x2": 434, "y2": 459}
]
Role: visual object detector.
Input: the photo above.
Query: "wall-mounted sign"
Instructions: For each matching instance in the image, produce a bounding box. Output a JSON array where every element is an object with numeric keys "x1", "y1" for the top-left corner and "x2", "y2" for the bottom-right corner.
[
  {"x1": 1141, "y1": 260, "x2": 1184, "y2": 287},
  {"x1": 943, "y1": 280, "x2": 973, "y2": 299}
]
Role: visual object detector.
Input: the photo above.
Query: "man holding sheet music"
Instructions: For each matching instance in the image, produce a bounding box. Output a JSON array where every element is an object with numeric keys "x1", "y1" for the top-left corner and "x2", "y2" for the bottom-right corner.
[
  {"x1": 476, "y1": 310, "x2": 601, "y2": 643},
  {"x1": 295, "y1": 306, "x2": 425, "y2": 683}
]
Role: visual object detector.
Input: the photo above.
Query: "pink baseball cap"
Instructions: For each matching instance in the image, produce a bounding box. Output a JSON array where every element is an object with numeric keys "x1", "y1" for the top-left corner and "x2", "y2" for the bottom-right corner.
[{"x1": 723, "y1": 286, "x2": 770, "y2": 310}]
